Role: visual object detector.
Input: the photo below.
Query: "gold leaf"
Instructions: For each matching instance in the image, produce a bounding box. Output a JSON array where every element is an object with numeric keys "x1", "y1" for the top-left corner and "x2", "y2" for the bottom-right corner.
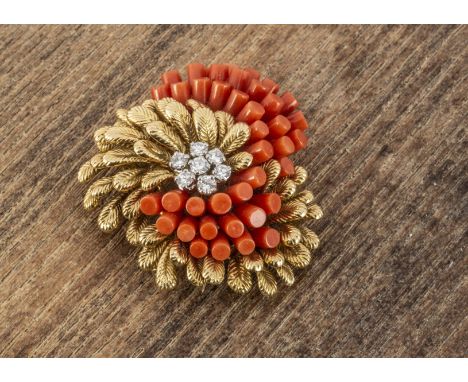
[
  {"x1": 145, "y1": 121, "x2": 185, "y2": 152},
  {"x1": 97, "y1": 196, "x2": 122, "y2": 232},
  {"x1": 141, "y1": 168, "x2": 174, "y2": 191},
  {"x1": 94, "y1": 127, "x2": 113, "y2": 151},
  {"x1": 271, "y1": 178, "x2": 297, "y2": 199},
  {"x1": 269, "y1": 200, "x2": 307, "y2": 224},
  {"x1": 126, "y1": 216, "x2": 151, "y2": 245},
  {"x1": 261, "y1": 159, "x2": 281, "y2": 191},
  {"x1": 305, "y1": 204, "x2": 323, "y2": 220},
  {"x1": 104, "y1": 125, "x2": 145, "y2": 144},
  {"x1": 139, "y1": 225, "x2": 167, "y2": 246},
  {"x1": 83, "y1": 192, "x2": 100, "y2": 210},
  {"x1": 122, "y1": 188, "x2": 145, "y2": 219},
  {"x1": 193, "y1": 107, "x2": 217, "y2": 147},
  {"x1": 186, "y1": 257, "x2": 205, "y2": 287},
  {"x1": 278, "y1": 224, "x2": 302, "y2": 247},
  {"x1": 78, "y1": 161, "x2": 98, "y2": 183},
  {"x1": 290, "y1": 190, "x2": 315, "y2": 205},
  {"x1": 257, "y1": 269, "x2": 278, "y2": 296},
  {"x1": 227, "y1": 258, "x2": 252, "y2": 294},
  {"x1": 112, "y1": 168, "x2": 142, "y2": 192},
  {"x1": 138, "y1": 240, "x2": 169, "y2": 270},
  {"x1": 155, "y1": 250, "x2": 177, "y2": 289},
  {"x1": 116, "y1": 109, "x2": 130, "y2": 125},
  {"x1": 87, "y1": 177, "x2": 114, "y2": 197},
  {"x1": 186, "y1": 98, "x2": 204, "y2": 112},
  {"x1": 283, "y1": 244, "x2": 311, "y2": 268},
  {"x1": 215, "y1": 111, "x2": 234, "y2": 145},
  {"x1": 133, "y1": 140, "x2": 171, "y2": 166},
  {"x1": 275, "y1": 264, "x2": 295, "y2": 286},
  {"x1": 168, "y1": 239, "x2": 189, "y2": 266},
  {"x1": 127, "y1": 105, "x2": 159, "y2": 127},
  {"x1": 201, "y1": 256, "x2": 225, "y2": 285},
  {"x1": 154, "y1": 98, "x2": 176, "y2": 120},
  {"x1": 226, "y1": 152, "x2": 253, "y2": 173},
  {"x1": 291, "y1": 166, "x2": 307, "y2": 185},
  {"x1": 90, "y1": 153, "x2": 106, "y2": 168},
  {"x1": 300, "y1": 226, "x2": 320, "y2": 251},
  {"x1": 241, "y1": 252, "x2": 264, "y2": 272},
  {"x1": 103, "y1": 149, "x2": 152, "y2": 166},
  {"x1": 163, "y1": 101, "x2": 193, "y2": 143},
  {"x1": 219, "y1": 122, "x2": 250, "y2": 155},
  {"x1": 142, "y1": 99, "x2": 159, "y2": 113},
  {"x1": 261, "y1": 248, "x2": 285, "y2": 267}
]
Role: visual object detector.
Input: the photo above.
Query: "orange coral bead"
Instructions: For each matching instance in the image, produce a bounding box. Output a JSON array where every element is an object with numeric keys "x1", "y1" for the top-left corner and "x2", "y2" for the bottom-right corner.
[
  {"x1": 235, "y1": 203, "x2": 267, "y2": 229},
  {"x1": 245, "y1": 139, "x2": 274, "y2": 165},
  {"x1": 287, "y1": 110, "x2": 308, "y2": 130},
  {"x1": 278, "y1": 157, "x2": 295, "y2": 177},
  {"x1": 268, "y1": 115, "x2": 292, "y2": 138},
  {"x1": 140, "y1": 193, "x2": 162, "y2": 216},
  {"x1": 223, "y1": 89, "x2": 249, "y2": 117},
  {"x1": 218, "y1": 213, "x2": 245, "y2": 239},
  {"x1": 185, "y1": 196, "x2": 206, "y2": 217},
  {"x1": 248, "y1": 120, "x2": 269, "y2": 143},
  {"x1": 228, "y1": 66, "x2": 250, "y2": 90},
  {"x1": 199, "y1": 216, "x2": 218, "y2": 240},
  {"x1": 151, "y1": 84, "x2": 171, "y2": 100},
  {"x1": 261, "y1": 93, "x2": 284, "y2": 120},
  {"x1": 161, "y1": 190, "x2": 188, "y2": 213},
  {"x1": 161, "y1": 70, "x2": 182, "y2": 85},
  {"x1": 209, "y1": 64, "x2": 229, "y2": 81},
  {"x1": 155, "y1": 212, "x2": 180, "y2": 235},
  {"x1": 226, "y1": 182, "x2": 253, "y2": 204},
  {"x1": 208, "y1": 81, "x2": 231, "y2": 111},
  {"x1": 170, "y1": 81, "x2": 191, "y2": 104},
  {"x1": 247, "y1": 79, "x2": 269, "y2": 102},
  {"x1": 207, "y1": 193, "x2": 232, "y2": 215},
  {"x1": 245, "y1": 67, "x2": 260, "y2": 80},
  {"x1": 190, "y1": 236, "x2": 208, "y2": 258},
  {"x1": 233, "y1": 230, "x2": 256, "y2": 256},
  {"x1": 210, "y1": 233, "x2": 231, "y2": 261},
  {"x1": 250, "y1": 193, "x2": 282, "y2": 214},
  {"x1": 232, "y1": 166, "x2": 267, "y2": 189},
  {"x1": 236, "y1": 101, "x2": 265, "y2": 124},
  {"x1": 191, "y1": 77, "x2": 212, "y2": 104},
  {"x1": 281, "y1": 91, "x2": 298, "y2": 114},
  {"x1": 251, "y1": 227, "x2": 281, "y2": 249},
  {"x1": 187, "y1": 63, "x2": 207, "y2": 85},
  {"x1": 288, "y1": 129, "x2": 308, "y2": 151},
  {"x1": 262, "y1": 78, "x2": 279, "y2": 93},
  {"x1": 177, "y1": 217, "x2": 198, "y2": 242},
  {"x1": 272, "y1": 136, "x2": 295, "y2": 158}
]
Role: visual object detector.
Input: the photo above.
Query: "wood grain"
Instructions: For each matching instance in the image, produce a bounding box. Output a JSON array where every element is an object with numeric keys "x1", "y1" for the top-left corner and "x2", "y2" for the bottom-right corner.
[{"x1": 0, "y1": 25, "x2": 466, "y2": 357}]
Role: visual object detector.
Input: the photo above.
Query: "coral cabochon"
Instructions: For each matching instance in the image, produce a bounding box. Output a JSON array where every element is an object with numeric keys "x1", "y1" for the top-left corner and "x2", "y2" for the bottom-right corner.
[{"x1": 78, "y1": 63, "x2": 322, "y2": 295}]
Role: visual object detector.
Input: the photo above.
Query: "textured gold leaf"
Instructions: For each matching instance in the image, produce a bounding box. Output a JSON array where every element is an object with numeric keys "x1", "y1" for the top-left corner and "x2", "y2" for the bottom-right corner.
[
  {"x1": 271, "y1": 178, "x2": 297, "y2": 199},
  {"x1": 227, "y1": 258, "x2": 252, "y2": 294},
  {"x1": 138, "y1": 241, "x2": 168, "y2": 270},
  {"x1": 215, "y1": 111, "x2": 234, "y2": 145},
  {"x1": 275, "y1": 264, "x2": 295, "y2": 286},
  {"x1": 141, "y1": 168, "x2": 174, "y2": 191},
  {"x1": 94, "y1": 127, "x2": 113, "y2": 151},
  {"x1": 103, "y1": 149, "x2": 152, "y2": 166},
  {"x1": 291, "y1": 190, "x2": 315, "y2": 205},
  {"x1": 305, "y1": 204, "x2": 323, "y2": 220},
  {"x1": 116, "y1": 109, "x2": 131, "y2": 125},
  {"x1": 300, "y1": 226, "x2": 320, "y2": 251},
  {"x1": 126, "y1": 216, "x2": 151, "y2": 245},
  {"x1": 90, "y1": 153, "x2": 106, "y2": 168},
  {"x1": 241, "y1": 252, "x2": 263, "y2": 272},
  {"x1": 186, "y1": 257, "x2": 205, "y2": 287},
  {"x1": 261, "y1": 248, "x2": 285, "y2": 267},
  {"x1": 154, "y1": 98, "x2": 176, "y2": 120},
  {"x1": 145, "y1": 121, "x2": 185, "y2": 152},
  {"x1": 112, "y1": 168, "x2": 142, "y2": 192},
  {"x1": 104, "y1": 125, "x2": 145, "y2": 144},
  {"x1": 219, "y1": 122, "x2": 250, "y2": 155},
  {"x1": 88, "y1": 177, "x2": 114, "y2": 197},
  {"x1": 283, "y1": 244, "x2": 311, "y2": 268},
  {"x1": 142, "y1": 99, "x2": 159, "y2": 113},
  {"x1": 127, "y1": 105, "x2": 159, "y2": 127},
  {"x1": 78, "y1": 161, "x2": 98, "y2": 183},
  {"x1": 202, "y1": 256, "x2": 225, "y2": 284},
  {"x1": 97, "y1": 196, "x2": 122, "y2": 232},
  {"x1": 261, "y1": 159, "x2": 281, "y2": 191},
  {"x1": 168, "y1": 239, "x2": 189, "y2": 266},
  {"x1": 257, "y1": 268, "x2": 278, "y2": 296},
  {"x1": 226, "y1": 152, "x2": 253, "y2": 173},
  {"x1": 122, "y1": 188, "x2": 145, "y2": 219},
  {"x1": 186, "y1": 98, "x2": 204, "y2": 112},
  {"x1": 163, "y1": 101, "x2": 193, "y2": 143},
  {"x1": 291, "y1": 166, "x2": 307, "y2": 185},
  {"x1": 155, "y1": 250, "x2": 177, "y2": 289},
  {"x1": 83, "y1": 192, "x2": 100, "y2": 210},
  {"x1": 139, "y1": 225, "x2": 167, "y2": 246},
  {"x1": 269, "y1": 200, "x2": 307, "y2": 224},
  {"x1": 278, "y1": 224, "x2": 302, "y2": 247},
  {"x1": 193, "y1": 107, "x2": 218, "y2": 147},
  {"x1": 133, "y1": 140, "x2": 171, "y2": 166}
]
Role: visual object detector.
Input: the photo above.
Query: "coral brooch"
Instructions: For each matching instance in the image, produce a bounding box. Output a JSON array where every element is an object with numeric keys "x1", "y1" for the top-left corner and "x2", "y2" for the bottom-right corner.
[{"x1": 78, "y1": 63, "x2": 322, "y2": 295}]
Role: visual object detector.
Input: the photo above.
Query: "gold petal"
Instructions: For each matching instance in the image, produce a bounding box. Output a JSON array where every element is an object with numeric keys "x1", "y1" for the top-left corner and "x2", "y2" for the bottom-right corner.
[
  {"x1": 141, "y1": 168, "x2": 174, "y2": 191},
  {"x1": 103, "y1": 149, "x2": 152, "y2": 166},
  {"x1": 88, "y1": 177, "x2": 113, "y2": 197},
  {"x1": 269, "y1": 200, "x2": 307, "y2": 224},
  {"x1": 257, "y1": 268, "x2": 278, "y2": 296},
  {"x1": 291, "y1": 166, "x2": 307, "y2": 185},
  {"x1": 226, "y1": 152, "x2": 253, "y2": 173},
  {"x1": 219, "y1": 122, "x2": 250, "y2": 155},
  {"x1": 78, "y1": 161, "x2": 98, "y2": 183},
  {"x1": 185, "y1": 98, "x2": 204, "y2": 112},
  {"x1": 270, "y1": 178, "x2": 297, "y2": 199},
  {"x1": 116, "y1": 109, "x2": 131, "y2": 125},
  {"x1": 138, "y1": 240, "x2": 169, "y2": 270},
  {"x1": 126, "y1": 216, "x2": 151, "y2": 245},
  {"x1": 283, "y1": 243, "x2": 311, "y2": 268},
  {"x1": 193, "y1": 107, "x2": 218, "y2": 147},
  {"x1": 261, "y1": 248, "x2": 285, "y2": 267},
  {"x1": 90, "y1": 153, "x2": 106, "y2": 168},
  {"x1": 241, "y1": 251, "x2": 264, "y2": 272},
  {"x1": 127, "y1": 105, "x2": 159, "y2": 127},
  {"x1": 163, "y1": 100, "x2": 193, "y2": 143},
  {"x1": 278, "y1": 224, "x2": 302, "y2": 247},
  {"x1": 227, "y1": 258, "x2": 252, "y2": 294},
  {"x1": 112, "y1": 168, "x2": 142, "y2": 192},
  {"x1": 291, "y1": 190, "x2": 315, "y2": 205},
  {"x1": 122, "y1": 188, "x2": 145, "y2": 219},
  {"x1": 275, "y1": 264, "x2": 295, "y2": 286},
  {"x1": 139, "y1": 225, "x2": 167, "y2": 246},
  {"x1": 261, "y1": 159, "x2": 281, "y2": 191},
  {"x1": 145, "y1": 121, "x2": 186, "y2": 152},
  {"x1": 97, "y1": 195, "x2": 122, "y2": 232},
  {"x1": 133, "y1": 140, "x2": 171, "y2": 166},
  {"x1": 300, "y1": 226, "x2": 320, "y2": 251},
  {"x1": 104, "y1": 125, "x2": 145, "y2": 144},
  {"x1": 201, "y1": 256, "x2": 225, "y2": 285},
  {"x1": 305, "y1": 204, "x2": 323, "y2": 220},
  {"x1": 155, "y1": 249, "x2": 177, "y2": 289},
  {"x1": 215, "y1": 111, "x2": 234, "y2": 145},
  {"x1": 186, "y1": 257, "x2": 205, "y2": 287},
  {"x1": 168, "y1": 239, "x2": 189, "y2": 266}
]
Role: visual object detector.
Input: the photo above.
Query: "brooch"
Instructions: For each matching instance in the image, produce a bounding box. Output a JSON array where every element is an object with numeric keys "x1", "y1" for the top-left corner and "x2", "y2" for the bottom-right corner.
[{"x1": 78, "y1": 63, "x2": 322, "y2": 295}]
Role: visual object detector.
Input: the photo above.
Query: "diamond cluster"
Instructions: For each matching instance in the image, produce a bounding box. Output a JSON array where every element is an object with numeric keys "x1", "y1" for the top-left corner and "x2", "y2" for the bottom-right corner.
[{"x1": 171, "y1": 142, "x2": 232, "y2": 195}]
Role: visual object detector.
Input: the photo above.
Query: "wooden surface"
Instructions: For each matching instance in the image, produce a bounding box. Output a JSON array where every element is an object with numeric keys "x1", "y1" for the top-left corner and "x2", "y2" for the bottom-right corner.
[{"x1": 0, "y1": 25, "x2": 466, "y2": 357}]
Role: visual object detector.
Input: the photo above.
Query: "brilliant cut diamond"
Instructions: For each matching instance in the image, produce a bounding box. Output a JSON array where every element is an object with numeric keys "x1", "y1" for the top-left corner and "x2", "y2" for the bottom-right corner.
[
  {"x1": 212, "y1": 164, "x2": 232, "y2": 182},
  {"x1": 190, "y1": 142, "x2": 209, "y2": 157},
  {"x1": 206, "y1": 148, "x2": 225, "y2": 165},
  {"x1": 189, "y1": 156, "x2": 211, "y2": 175},
  {"x1": 169, "y1": 151, "x2": 190, "y2": 171},
  {"x1": 197, "y1": 175, "x2": 217, "y2": 195},
  {"x1": 175, "y1": 170, "x2": 195, "y2": 190}
]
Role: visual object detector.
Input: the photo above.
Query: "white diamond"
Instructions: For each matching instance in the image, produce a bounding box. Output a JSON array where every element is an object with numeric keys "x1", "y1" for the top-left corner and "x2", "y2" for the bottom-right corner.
[
  {"x1": 189, "y1": 156, "x2": 211, "y2": 175},
  {"x1": 175, "y1": 170, "x2": 195, "y2": 190},
  {"x1": 197, "y1": 175, "x2": 217, "y2": 195},
  {"x1": 190, "y1": 142, "x2": 209, "y2": 157},
  {"x1": 206, "y1": 148, "x2": 225, "y2": 165},
  {"x1": 169, "y1": 151, "x2": 190, "y2": 171},
  {"x1": 212, "y1": 164, "x2": 232, "y2": 182}
]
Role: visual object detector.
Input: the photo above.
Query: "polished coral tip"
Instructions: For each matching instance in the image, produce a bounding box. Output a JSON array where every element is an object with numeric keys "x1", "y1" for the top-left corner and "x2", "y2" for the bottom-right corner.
[
  {"x1": 209, "y1": 64, "x2": 229, "y2": 81},
  {"x1": 245, "y1": 139, "x2": 274, "y2": 165},
  {"x1": 187, "y1": 63, "x2": 207, "y2": 84},
  {"x1": 223, "y1": 89, "x2": 249, "y2": 116},
  {"x1": 191, "y1": 77, "x2": 212, "y2": 104},
  {"x1": 177, "y1": 217, "x2": 198, "y2": 242},
  {"x1": 251, "y1": 193, "x2": 282, "y2": 215},
  {"x1": 288, "y1": 128, "x2": 308, "y2": 151},
  {"x1": 268, "y1": 115, "x2": 292, "y2": 138},
  {"x1": 218, "y1": 213, "x2": 245, "y2": 239},
  {"x1": 226, "y1": 182, "x2": 253, "y2": 204},
  {"x1": 207, "y1": 193, "x2": 232, "y2": 215},
  {"x1": 151, "y1": 84, "x2": 171, "y2": 100},
  {"x1": 233, "y1": 230, "x2": 256, "y2": 256},
  {"x1": 278, "y1": 157, "x2": 296, "y2": 177},
  {"x1": 170, "y1": 81, "x2": 191, "y2": 104},
  {"x1": 262, "y1": 78, "x2": 280, "y2": 94},
  {"x1": 140, "y1": 193, "x2": 162, "y2": 216},
  {"x1": 287, "y1": 110, "x2": 308, "y2": 130},
  {"x1": 185, "y1": 196, "x2": 206, "y2": 217},
  {"x1": 236, "y1": 101, "x2": 265, "y2": 124},
  {"x1": 229, "y1": 67, "x2": 252, "y2": 92},
  {"x1": 245, "y1": 67, "x2": 260, "y2": 80},
  {"x1": 210, "y1": 233, "x2": 231, "y2": 261},
  {"x1": 161, "y1": 70, "x2": 182, "y2": 85},
  {"x1": 262, "y1": 93, "x2": 285, "y2": 120},
  {"x1": 248, "y1": 120, "x2": 269, "y2": 143},
  {"x1": 247, "y1": 79, "x2": 269, "y2": 103},
  {"x1": 251, "y1": 227, "x2": 281, "y2": 249},
  {"x1": 190, "y1": 236, "x2": 208, "y2": 258},
  {"x1": 272, "y1": 136, "x2": 296, "y2": 158},
  {"x1": 199, "y1": 215, "x2": 218, "y2": 240},
  {"x1": 155, "y1": 212, "x2": 180, "y2": 235},
  {"x1": 208, "y1": 81, "x2": 231, "y2": 111},
  {"x1": 161, "y1": 190, "x2": 188, "y2": 213},
  {"x1": 281, "y1": 91, "x2": 298, "y2": 114},
  {"x1": 235, "y1": 203, "x2": 267, "y2": 229},
  {"x1": 232, "y1": 166, "x2": 267, "y2": 189}
]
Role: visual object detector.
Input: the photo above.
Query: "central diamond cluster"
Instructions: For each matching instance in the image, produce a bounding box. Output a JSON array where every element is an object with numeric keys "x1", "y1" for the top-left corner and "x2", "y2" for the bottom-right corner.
[{"x1": 170, "y1": 142, "x2": 232, "y2": 195}]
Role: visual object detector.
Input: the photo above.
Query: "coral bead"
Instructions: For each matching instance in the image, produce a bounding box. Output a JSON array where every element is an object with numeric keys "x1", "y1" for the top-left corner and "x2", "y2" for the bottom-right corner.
[
  {"x1": 251, "y1": 193, "x2": 282, "y2": 214},
  {"x1": 262, "y1": 93, "x2": 284, "y2": 120},
  {"x1": 161, "y1": 70, "x2": 182, "y2": 85},
  {"x1": 226, "y1": 182, "x2": 253, "y2": 204},
  {"x1": 236, "y1": 101, "x2": 265, "y2": 124},
  {"x1": 187, "y1": 63, "x2": 207, "y2": 84},
  {"x1": 278, "y1": 157, "x2": 295, "y2": 177},
  {"x1": 199, "y1": 216, "x2": 218, "y2": 240},
  {"x1": 245, "y1": 139, "x2": 274, "y2": 165},
  {"x1": 185, "y1": 196, "x2": 206, "y2": 217},
  {"x1": 233, "y1": 230, "x2": 256, "y2": 255},
  {"x1": 248, "y1": 120, "x2": 269, "y2": 143},
  {"x1": 139, "y1": 193, "x2": 162, "y2": 216},
  {"x1": 177, "y1": 217, "x2": 198, "y2": 242},
  {"x1": 287, "y1": 110, "x2": 308, "y2": 130},
  {"x1": 207, "y1": 193, "x2": 232, "y2": 215},
  {"x1": 210, "y1": 233, "x2": 231, "y2": 261},
  {"x1": 251, "y1": 227, "x2": 281, "y2": 249},
  {"x1": 232, "y1": 166, "x2": 267, "y2": 189},
  {"x1": 272, "y1": 136, "x2": 295, "y2": 158},
  {"x1": 161, "y1": 190, "x2": 187, "y2": 212},
  {"x1": 223, "y1": 89, "x2": 249, "y2": 116},
  {"x1": 170, "y1": 81, "x2": 191, "y2": 104},
  {"x1": 191, "y1": 77, "x2": 212, "y2": 104},
  {"x1": 235, "y1": 203, "x2": 267, "y2": 229},
  {"x1": 155, "y1": 212, "x2": 180, "y2": 235},
  {"x1": 190, "y1": 236, "x2": 208, "y2": 258},
  {"x1": 288, "y1": 128, "x2": 308, "y2": 151},
  {"x1": 208, "y1": 81, "x2": 231, "y2": 111},
  {"x1": 151, "y1": 84, "x2": 171, "y2": 100},
  {"x1": 218, "y1": 213, "x2": 245, "y2": 238},
  {"x1": 268, "y1": 115, "x2": 291, "y2": 138}
]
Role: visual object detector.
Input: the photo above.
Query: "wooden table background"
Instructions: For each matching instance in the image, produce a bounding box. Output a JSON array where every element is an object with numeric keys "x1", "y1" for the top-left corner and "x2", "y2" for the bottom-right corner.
[{"x1": 0, "y1": 25, "x2": 466, "y2": 357}]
